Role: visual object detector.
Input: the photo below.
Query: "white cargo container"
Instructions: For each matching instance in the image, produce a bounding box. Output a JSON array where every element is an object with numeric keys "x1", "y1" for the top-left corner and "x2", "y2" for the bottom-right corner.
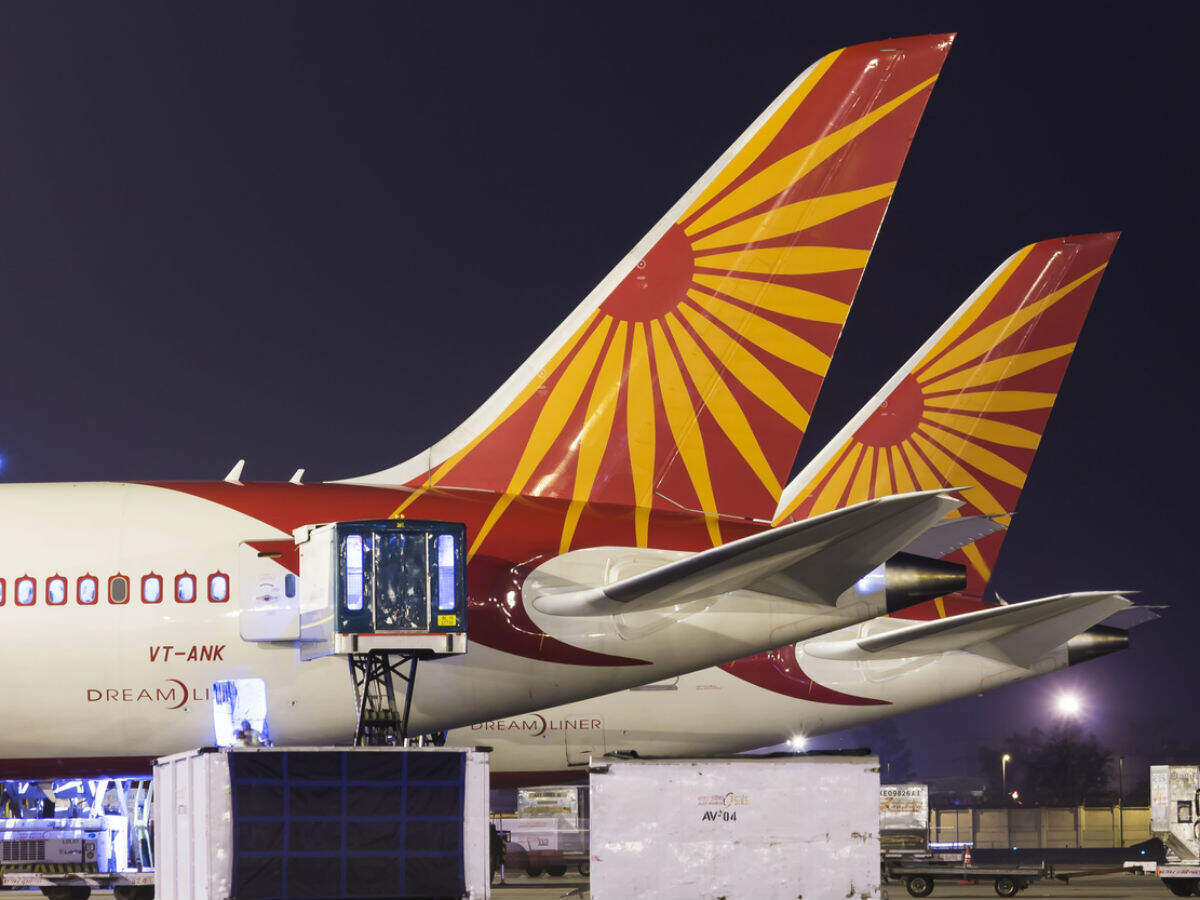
[
  {"x1": 879, "y1": 782, "x2": 929, "y2": 855},
  {"x1": 589, "y1": 754, "x2": 881, "y2": 900},
  {"x1": 154, "y1": 746, "x2": 490, "y2": 900},
  {"x1": 1151, "y1": 764, "x2": 1200, "y2": 895}
]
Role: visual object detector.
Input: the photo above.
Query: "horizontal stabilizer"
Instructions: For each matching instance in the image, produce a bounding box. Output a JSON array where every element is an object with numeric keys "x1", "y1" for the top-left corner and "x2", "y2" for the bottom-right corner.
[
  {"x1": 804, "y1": 591, "x2": 1136, "y2": 667},
  {"x1": 531, "y1": 489, "x2": 962, "y2": 617},
  {"x1": 899, "y1": 515, "x2": 1007, "y2": 559}
]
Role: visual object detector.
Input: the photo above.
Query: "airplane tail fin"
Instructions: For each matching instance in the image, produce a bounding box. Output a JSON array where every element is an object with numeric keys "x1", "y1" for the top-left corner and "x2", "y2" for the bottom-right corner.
[
  {"x1": 774, "y1": 232, "x2": 1120, "y2": 595},
  {"x1": 345, "y1": 35, "x2": 955, "y2": 552}
]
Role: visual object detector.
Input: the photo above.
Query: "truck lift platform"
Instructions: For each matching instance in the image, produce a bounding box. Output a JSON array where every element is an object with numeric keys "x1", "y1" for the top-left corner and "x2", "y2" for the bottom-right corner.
[{"x1": 291, "y1": 519, "x2": 469, "y2": 746}]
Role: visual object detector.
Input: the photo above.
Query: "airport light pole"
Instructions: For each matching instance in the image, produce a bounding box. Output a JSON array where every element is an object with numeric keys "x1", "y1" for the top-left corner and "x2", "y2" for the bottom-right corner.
[
  {"x1": 1118, "y1": 756, "x2": 1125, "y2": 847},
  {"x1": 1002, "y1": 754, "x2": 1011, "y2": 798}
]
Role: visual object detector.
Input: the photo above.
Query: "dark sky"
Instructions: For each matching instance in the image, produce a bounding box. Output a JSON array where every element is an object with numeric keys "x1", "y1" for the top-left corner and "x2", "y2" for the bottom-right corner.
[{"x1": 2, "y1": 3, "x2": 1194, "y2": 773}]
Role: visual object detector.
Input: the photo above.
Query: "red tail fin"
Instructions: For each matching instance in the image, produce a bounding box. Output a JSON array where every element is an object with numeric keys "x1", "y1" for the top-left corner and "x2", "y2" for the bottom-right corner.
[
  {"x1": 347, "y1": 35, "x2": 955, "y2": 554},
  {"x1": 776, "y1": 233, "x2": 1120, "y2": 597}
]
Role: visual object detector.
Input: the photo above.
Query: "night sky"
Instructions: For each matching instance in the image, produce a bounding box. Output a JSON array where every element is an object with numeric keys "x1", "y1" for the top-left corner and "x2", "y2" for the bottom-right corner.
[{"x1": 1, "y1": 4, "x2": 1194, "y2": 775}]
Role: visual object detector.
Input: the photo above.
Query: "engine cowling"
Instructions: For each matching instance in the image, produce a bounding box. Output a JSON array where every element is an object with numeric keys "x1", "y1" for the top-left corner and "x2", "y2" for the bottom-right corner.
[{"x1": 883, "y1": 552, "x2": 967, "y2": 614}]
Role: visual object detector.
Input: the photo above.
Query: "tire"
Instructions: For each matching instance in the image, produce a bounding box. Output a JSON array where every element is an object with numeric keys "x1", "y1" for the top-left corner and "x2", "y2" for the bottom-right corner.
[
  {"x1": 993, "y1": 876, "x2": 1019, "y2": 897},
  {"x1": 525, "y1": 865, "x2": 543, "y2": 878},
  {"x1": 43, "y1": 890, "x2": 90, "y2": 900},
  {"x1": 546, "y1": 864, "x2": 568, "y2": 877},
  {"x1": 905, "y1": 874, "x2": 934, "y2": 897},
  {"x1": 578, "y1": 861, "x2": 591, "y2": 877},
  {"x1": 114, "y1": 889, "x2": 154, "y2": 900},
  {"x1": 1165, "y1": 879, "x2": 1199, "y2": 897}
]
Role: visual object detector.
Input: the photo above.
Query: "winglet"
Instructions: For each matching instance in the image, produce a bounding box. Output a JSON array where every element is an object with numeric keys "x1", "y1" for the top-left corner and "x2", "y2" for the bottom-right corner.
[{"x1": 289, "y1": 468, "x2": 305, "y2": 485}]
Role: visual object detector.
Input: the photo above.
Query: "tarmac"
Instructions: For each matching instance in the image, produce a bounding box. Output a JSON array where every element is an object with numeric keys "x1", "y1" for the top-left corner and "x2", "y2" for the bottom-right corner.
[{"x1": 37, "y1": 874, "x2": 1181, "y2": 899}]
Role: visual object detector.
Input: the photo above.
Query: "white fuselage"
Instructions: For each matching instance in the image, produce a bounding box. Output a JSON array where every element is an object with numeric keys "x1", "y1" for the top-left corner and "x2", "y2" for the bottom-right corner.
[
  {"x1": 0, "y1": 481, "x2": 945, "y2": 767},
  {"x1": 446, "y1": 618, "x2": 1067, "y2": 775}
]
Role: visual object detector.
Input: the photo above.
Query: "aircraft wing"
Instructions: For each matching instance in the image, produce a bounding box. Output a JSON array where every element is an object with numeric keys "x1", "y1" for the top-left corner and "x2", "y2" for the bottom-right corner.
[
  {"x1": 531, "y1": 488, "x2": 963, "y2": 617},
  {"x1": 803, "y1": 590, "x2": 1136, "y2": 667},
  {"x1": 898, "y1": 515, "x2": 1006, "y2": 559}
]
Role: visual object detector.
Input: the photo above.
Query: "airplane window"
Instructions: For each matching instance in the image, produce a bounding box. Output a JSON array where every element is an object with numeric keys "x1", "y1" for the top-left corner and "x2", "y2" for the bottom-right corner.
[
  {"x1": 109, "y1": 574, "x2": 129, "y2": 604},
  {"x1": 16, "y1": 576, "x2": 35, "y2": 606},
  {"x1": 142, "y1": 574, "x2": 163, "y2": 604},
  {"x1": 209, "y1": 572, "x2": 229, "y2": 602},
  {"x1": 176, "y1": 574, "x2": 196, "y2": 603},
  {"x1": 78, "y1": 575, "x2": 98, "y2": 605},
  {"x1": 0, "y1": 578, "x2": 5, "y2": 606},
  {"x1": 47, "y1": 576, "x2": 67, "y2": 605}
]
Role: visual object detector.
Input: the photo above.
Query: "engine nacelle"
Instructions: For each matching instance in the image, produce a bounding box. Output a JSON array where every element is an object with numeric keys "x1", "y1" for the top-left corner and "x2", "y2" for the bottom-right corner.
[{"x1": 883, "y1": 552, "x2": 967, "y2": 613}]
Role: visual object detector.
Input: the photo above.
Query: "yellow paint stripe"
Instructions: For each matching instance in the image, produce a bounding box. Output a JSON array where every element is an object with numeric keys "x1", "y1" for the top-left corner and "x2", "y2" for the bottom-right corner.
[
  {"x1": 391, "y1": 309, "x2": 600, "y2": 517},
  {"x1": 688, "y1": 182, "x2": 896, "y2": 246},
  {"x1": 650, "y1": 320, "x2": 722, "y2": 545},
  {"x1": 900, "y1": 439, "x2": 943, "y2": 491},
  {"x1": 913, "y1": 247, "x2": 1033, "y2": 377},
  {"x1": 921, "y1": 344, "x2": 1075, "y2": 394},
  {"x1": 924, "y1": 390, "x2": 1055, "y2": 414},
  {"x1": 924, "y1": 410, "x2": 1042, "y2": 450},
  {"x1": 665, "y1": 313, "x2": 782, "y2": 499},
  {"x1": 469, "y1": 317, "x2": 613, "y2": 557},
  {"x1": 695, "y1": 245, "x2": 869, "y2": 276},
  {"x1": 679, "y1": 49, "x2": 843, "y2": 223},
  {"x1": 917, "y1": 265, "x2": 1106, "y2": 385},
  {"x1": 873, "y1": 448, "x2": 892, "y2": 497},
  {"x1": 627, "y1": 324, "x2": 655, "y2": 547},
  {"x1": 688, "y1": 75, "x2": 939, "y2": 233},
  {"x1": 890, "y1": 445, "x2": 916, "y2": 494},
  {"x1": 691, "y1": 272, "x2": 849, "y2": 325},
  {"x1": 678, "y1": 302, "x2": 810, "y2": 430},
  {"x1": 772, "y1": 441, "x2": 852, "y2": 524},
  {"x1": 560, "y1": 322, "x2": 629, "y2": 553},
  {"x1": 909, "y1": 432, "x2": 1006, "y2": 518},
  {"x1": 688, "y1": 289, "x2": 830, "y2": 376},
  {"x1": 934, "y1": 596, "x2": 948, "y2": 619},
  {"x1": 846, "y1": 446, "x2": 874, "y2": 506},
  {"x1": 918, "y1": 423, "x2": 1027, "y2": 490},
  {"x1": 961, "y1": 541, "x2": 993, "y2": 585},
  {"x1": 810, "y1": 442, "x2": 864, "y2": 516}
]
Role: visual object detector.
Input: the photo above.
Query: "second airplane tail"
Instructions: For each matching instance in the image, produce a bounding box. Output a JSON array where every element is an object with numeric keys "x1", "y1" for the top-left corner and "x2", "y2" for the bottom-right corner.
[{"x1": 774, "y1": 232, "x2": 1120, "y2": 595}]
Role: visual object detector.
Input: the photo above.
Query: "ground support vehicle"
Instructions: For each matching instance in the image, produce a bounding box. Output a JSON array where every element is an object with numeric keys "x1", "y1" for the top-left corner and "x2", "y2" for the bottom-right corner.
[
  {"x1": 885, "y1": 859, "x2": 1051, "y2": 897},
  {"x1": 1, "y1": 870, "x2": 154, "y2": 900}
]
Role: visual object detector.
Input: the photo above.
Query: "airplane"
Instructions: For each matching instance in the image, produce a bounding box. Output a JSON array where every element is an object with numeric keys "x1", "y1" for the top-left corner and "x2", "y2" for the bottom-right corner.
[
  {"x1": 442, "y1": 232, "x2": 1143, "y2": 783},
  {"x1": 0, "y1": 34, "x2": 965, "y2": 777}
]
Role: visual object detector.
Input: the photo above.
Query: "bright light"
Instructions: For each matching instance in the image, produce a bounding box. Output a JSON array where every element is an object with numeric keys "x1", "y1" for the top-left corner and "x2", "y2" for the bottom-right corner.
[
  {"x1": 1011, "y1": 791, "x2": 1019, "y2": 800},
  {"x1": 788, "y1": 735, "x2": 808, "y2": 750},
  {"x1": 1002, "y1": 753, "x2": 1011, "y2": 763},
  {"x1": 1055, "y1": 693, "x2": 1083, "y2": 717}
]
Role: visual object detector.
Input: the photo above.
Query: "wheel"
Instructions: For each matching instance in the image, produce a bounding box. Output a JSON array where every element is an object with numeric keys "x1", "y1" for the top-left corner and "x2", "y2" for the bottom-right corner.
[
  {"x1": 578, "y1": 861, "x2": 590, "y2": 876},
  {"x1": 905, "y1": 874, "x2": 934, "y2": 897},
  {"x1": 525, "y1": 865, "x2": 543, "y2": 878},
  {"x1": 993, "y1": 876, "x2": 1019, "y2": 897},
  {"x1": 113, "y1": 888, "x2": 154, "y2": 900},
  {"x1": 546, "y1": 864, "x2": 568, "y2": 877},
  {"x1": 43, "y1": 890, "x2": 90, "y2": 900},
  {"x1": 1164, "y1": 879, "x2": 1199, "y2": 897}
]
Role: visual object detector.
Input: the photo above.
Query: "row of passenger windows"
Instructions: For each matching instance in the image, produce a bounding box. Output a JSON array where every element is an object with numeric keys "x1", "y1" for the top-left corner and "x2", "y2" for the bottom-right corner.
[{"x1": 0, "y1": 572, "x2": 230, "y2": 607}]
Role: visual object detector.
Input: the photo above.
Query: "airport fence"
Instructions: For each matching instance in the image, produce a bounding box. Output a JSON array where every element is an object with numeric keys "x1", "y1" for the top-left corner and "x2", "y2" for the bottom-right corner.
[{"x1": 930, "y1": 805, "x2": 1151, "y2": 849}]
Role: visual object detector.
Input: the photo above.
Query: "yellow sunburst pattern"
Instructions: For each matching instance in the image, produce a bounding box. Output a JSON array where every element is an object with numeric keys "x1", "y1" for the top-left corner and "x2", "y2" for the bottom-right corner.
[
  {"x1": 774, "y1": 233, "x2": 1120, "y2": 595},
  {"x1": 393, "y1": 35, "x2": 956, "y2": 557}
]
